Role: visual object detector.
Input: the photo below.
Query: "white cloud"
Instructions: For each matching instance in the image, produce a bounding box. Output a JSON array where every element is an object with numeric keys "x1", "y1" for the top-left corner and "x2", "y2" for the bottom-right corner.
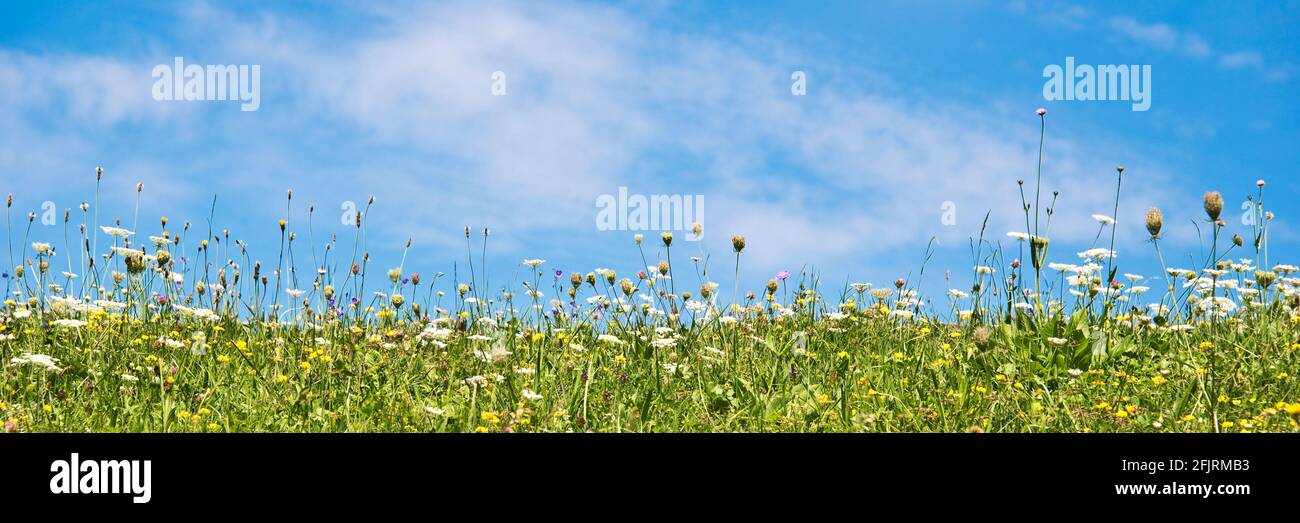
[{"x1": 1219, "y1": 51, "x2": 1264, "y2": 70}]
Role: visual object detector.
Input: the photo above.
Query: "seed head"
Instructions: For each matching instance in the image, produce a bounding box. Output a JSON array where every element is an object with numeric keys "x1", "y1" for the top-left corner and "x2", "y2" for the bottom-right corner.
[
  {"x1": 731, "y1": 234, "x2": 746, "y2": 253},
  {"x1": 124, "y1": 253, "x2": 146, "y2": 274},
  {"x1": 661, "y1": 232, "x2": 673, "y2": 247},
  {"x1": 1203, "y1": 191, "x2": 1224, "y2": 221},
  {"x1": 1144, "y1": 208, "x2": 1163, "y2": 238}
]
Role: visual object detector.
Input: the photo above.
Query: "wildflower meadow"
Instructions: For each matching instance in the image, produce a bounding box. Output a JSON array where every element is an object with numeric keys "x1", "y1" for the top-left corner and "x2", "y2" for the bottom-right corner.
[{"x1": 2, "y1": 110, "x2": 1299, "y2": 434}]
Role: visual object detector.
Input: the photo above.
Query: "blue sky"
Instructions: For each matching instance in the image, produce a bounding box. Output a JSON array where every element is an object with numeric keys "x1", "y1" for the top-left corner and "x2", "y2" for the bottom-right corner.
[{"x1": 2, "y1": 0, "x2": 1297, "y2": 302}]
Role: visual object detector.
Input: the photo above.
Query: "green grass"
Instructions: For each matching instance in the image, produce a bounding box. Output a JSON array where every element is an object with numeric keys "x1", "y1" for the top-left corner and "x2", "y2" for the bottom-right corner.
[{"x1": 3, "y1": 275, "x2": 1300, "y2": 432}]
